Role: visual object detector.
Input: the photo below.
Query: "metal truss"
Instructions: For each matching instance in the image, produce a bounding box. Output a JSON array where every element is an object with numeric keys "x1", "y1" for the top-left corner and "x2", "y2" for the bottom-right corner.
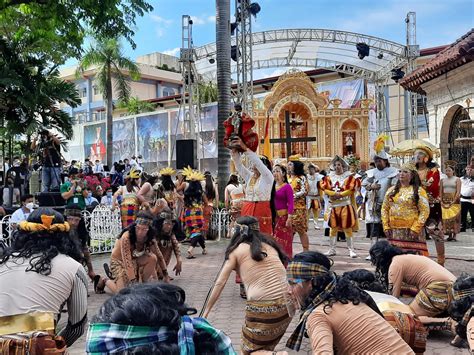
[
  {"x1": 194, "y1": 28, "x2": 409, "y2": 81},
  {"x1": 249, "y1": 58, "x2": 377, "y2": 80}
]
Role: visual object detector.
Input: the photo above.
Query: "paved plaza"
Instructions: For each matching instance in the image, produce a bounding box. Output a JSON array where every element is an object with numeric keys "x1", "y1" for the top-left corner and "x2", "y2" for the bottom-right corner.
[{"x1": 67, "y1": 223, "x2": 473, "y2": 354}]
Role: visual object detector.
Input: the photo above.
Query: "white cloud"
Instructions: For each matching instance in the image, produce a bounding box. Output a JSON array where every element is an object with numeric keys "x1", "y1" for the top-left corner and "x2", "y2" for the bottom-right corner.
[
  {"x1": 150, "y1": 14, "x2": 173, "y2": 25},
  {"x1": 163, "y1": 47, "x2": 180, "y2": 57},
  {"x1": 190, "y1": 15, "x2": 216, "y2": 26}
]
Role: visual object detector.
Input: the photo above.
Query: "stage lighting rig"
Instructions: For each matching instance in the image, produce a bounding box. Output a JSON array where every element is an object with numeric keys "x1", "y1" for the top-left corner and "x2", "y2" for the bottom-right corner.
[
  {"x1": 390, "y1": 68, "x2": 405, "y2": 83},
  {"x1": 356, "y1": 43, "x2": 370, "y2": 59}
]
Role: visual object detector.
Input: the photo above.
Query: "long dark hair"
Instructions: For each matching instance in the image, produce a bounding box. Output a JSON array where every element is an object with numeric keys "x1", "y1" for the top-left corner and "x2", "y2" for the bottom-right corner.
[
  {"x1": 142, "y1": 172, "x2": 159, "y2": 186},
  {"x1": 448, "y1": 273, "x2": 473, "y2": 340},
  {"x1": 204, "y1": 172, "x2": 216, "y2": 200},
  {"x1": 153, "y1": 216, "x2": 182, "y2": 242},
  {"x1": 91, "y1": 283, "x2": 222, "y2": 354},
  {"x1": 342, "y1": 269, "x2": 386, "y2": 293},
  {"x1": 225, "y1": 216, "x2": 288, "y2": 264},
  {"x1": 184, "y1": 180, "x2": 203, "y2": 207},
  {"x1": 369, "y1": 240, "x2": 406, "y2": 291},
  {"x1": 292, "y1": 161, "x2": 306, "y2": 176},
  {"x1": 226, "y1": 174, "x2": 239, "y2": 187},
  {"x1": 293, "y1": 252, "x2": 377, "y2": 314},
  {"x1": 126, "y1": 178, "x2": 138, "y2": 193},
  {"x1": 270, "y1": 164, "x2": 288, "y2": 225},
  {"x1": 118, "y1": 212, "x2": 156, "y2": 248},
  {"x1": 161, "y1": 174, "x2": 175, "y2": 192},
  {"x1": 0, "y1": 208, "x2": 83, "y2": 275},
  {"x1": 388, "y1": 170, "x2": 421, "y2": 205}
]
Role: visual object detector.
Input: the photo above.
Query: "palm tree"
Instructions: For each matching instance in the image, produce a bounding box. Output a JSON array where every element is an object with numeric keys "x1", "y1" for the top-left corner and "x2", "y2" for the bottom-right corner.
[
  {"x1": 216, "y1": 0, "x2": 231, "y2": 200},
  {"x1": 77, "y1": 37, "x2": 140, "y2": 167}
]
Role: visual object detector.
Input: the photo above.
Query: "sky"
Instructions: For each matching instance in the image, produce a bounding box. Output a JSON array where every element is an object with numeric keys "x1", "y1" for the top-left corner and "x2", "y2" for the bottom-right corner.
[{"x1": 68, "y1": 0, "x2": 473, "y2": 75}]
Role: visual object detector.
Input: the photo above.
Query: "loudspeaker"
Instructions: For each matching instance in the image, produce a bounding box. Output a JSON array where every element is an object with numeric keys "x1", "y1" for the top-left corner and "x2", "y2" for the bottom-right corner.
[
  {"x1": 36, "y1": 192, "x2": 65, "y2": 207},
  {"x1": 176, "y1": 139, "x2": 197, "y2": 169}
]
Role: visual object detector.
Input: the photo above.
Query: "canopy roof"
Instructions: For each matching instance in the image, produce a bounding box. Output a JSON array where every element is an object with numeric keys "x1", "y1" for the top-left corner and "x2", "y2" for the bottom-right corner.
[{"x1": 193, "y1": 28, "x2": 408, "y2": 82}]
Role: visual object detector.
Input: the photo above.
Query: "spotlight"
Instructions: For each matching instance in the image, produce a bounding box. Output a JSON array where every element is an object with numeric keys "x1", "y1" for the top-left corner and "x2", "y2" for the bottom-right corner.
[
  {"x1": 377, "y1": 53, "x2": 383, "y2": 59},
  {"x1": 356, "y1": 43, "x2": 370, "y2": 59},
  {"x1": 208, "y1": 58, "x2": 215, "y2": 64},
  {"x1": 390, "y1": 68, "x2": 405, "y2": 83},
  {"x1": 231, "y1": 45, "x2": 240, "y2": 62},
  {"x1": 249, "y1": 2, "x2": 261, "y2": 17}
]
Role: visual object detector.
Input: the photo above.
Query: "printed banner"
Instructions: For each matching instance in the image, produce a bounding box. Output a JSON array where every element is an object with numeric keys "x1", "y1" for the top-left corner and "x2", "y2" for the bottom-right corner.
[
  {"x1": 113, "y1": 118, "x2": 136, "y2": 162},
  {"x1": 137, "y1": 113, "x2": 169, "y2": 163},
  {"x1": 84, "y1": 123, "x2": 106, "y2": 163}
]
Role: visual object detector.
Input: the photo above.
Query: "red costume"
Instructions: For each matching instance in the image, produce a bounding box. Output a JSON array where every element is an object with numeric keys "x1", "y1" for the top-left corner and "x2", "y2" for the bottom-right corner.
[{"x1": 223, "y1": 110, "x2": 258, "y2": 152}]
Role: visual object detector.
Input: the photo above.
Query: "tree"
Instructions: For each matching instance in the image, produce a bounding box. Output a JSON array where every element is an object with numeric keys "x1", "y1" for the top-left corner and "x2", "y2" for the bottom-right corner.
[
  {"x1": 196, "y1": 81, "x2": 218, "y2": 104},
  {"x1": 0, "y1": 38, "x2": 80, "y2": 140},
  {"x1": 117, "y1": 96, "x2": 156, "y2": 115},
  {"x1": 77, "y1": 37, "x2": 140, "y2": 167},
  {"x1": 216, "y1": 0, "x2": 232, "y2": 200},
  {"x1": 0, "y1": 0, "x2": 153, "y2": 64}
]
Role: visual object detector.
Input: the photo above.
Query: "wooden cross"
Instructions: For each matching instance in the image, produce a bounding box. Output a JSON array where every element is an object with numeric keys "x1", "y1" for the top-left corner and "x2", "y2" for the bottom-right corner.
[{"x1": 261, "y1": 110, "x2": 316, "y2": 157}]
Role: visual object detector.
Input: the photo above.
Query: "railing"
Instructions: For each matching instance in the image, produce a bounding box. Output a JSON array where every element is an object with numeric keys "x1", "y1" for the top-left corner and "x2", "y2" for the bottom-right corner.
[
  {"x1": 209, "y1": 208, "x2": 231, "y2": 241},
  {"x1": 0, "y1": 207, "x2": 230, "y2": 253}
]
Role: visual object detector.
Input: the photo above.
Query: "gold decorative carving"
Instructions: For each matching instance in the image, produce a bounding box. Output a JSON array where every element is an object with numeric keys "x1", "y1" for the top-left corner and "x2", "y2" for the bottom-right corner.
[{"x1": 330, "y1": 99, "x2": 342, "y2": 109}]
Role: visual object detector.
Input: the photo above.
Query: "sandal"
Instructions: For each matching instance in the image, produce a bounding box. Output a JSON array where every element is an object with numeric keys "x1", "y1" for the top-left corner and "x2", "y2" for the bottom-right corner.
[
  {"x1": 94, "y1": 275, "x2": 107, "y2": 294},
  {"x1": 186, "y1": 252, "x2": 196, "y2": 259},
  {"x1": 103, "y1": 263, "x2": 114, "y2": 279},
  {"x1": 202, "y1": 249, "x2": 207, "y2": 255}
]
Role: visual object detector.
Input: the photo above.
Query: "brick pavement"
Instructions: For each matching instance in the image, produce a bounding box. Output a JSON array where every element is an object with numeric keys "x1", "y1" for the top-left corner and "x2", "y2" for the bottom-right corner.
[{"x1": 67, "y1": 224, "x2": 473, "y2": 354}]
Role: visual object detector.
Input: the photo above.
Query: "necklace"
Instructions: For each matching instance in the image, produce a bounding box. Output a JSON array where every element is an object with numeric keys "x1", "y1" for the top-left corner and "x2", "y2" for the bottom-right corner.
[{"x1": 132, "y1": 248, "x2": 146, "y2": 258}]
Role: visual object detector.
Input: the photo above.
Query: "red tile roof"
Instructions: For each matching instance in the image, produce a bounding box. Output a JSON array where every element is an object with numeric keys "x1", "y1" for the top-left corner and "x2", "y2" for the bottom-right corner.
[{"x1": 400, "y1": 29, "x2": 474, "y2": 94}]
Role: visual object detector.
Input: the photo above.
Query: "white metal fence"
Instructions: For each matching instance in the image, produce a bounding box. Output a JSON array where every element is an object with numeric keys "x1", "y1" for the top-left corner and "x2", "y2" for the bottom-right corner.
[{"x1": 0, "y1": 207, "x2": 231, "y2": 253}]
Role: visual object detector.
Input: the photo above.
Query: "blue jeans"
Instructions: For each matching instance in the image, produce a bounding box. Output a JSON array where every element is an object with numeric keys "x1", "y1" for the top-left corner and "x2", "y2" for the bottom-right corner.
[{"x1": 42, "y1": 166, "x2": 61, "y2": 192}]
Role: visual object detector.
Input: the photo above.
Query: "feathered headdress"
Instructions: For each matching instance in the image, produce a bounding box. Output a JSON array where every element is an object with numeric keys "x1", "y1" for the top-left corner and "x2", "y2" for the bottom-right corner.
[
  {"x1": 159, "y1": 167, "x2": 175, "y2": 176},
  {"x1": 182, "y1": 166, "x2": 205, "y2": 181},
  {"x1": 373, "y1": 134, "x2": 390, "y2": 160},
  {"x1": 126, "y1": 168, "x2": 141, "y2": 180}
]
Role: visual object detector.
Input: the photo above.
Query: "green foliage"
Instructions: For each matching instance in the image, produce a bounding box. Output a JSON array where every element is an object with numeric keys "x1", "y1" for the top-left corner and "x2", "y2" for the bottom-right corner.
[
  {"x1": 196, "y1": 81, "x2": 218, "y2": 104},
  {"x1": 77, "y1": 37, "x2": 141, "y2": 104},
  {"x1": 117, "y1": 97, "x2": 156, "y2": 115},
  {"x1": 0, "y1": 0, "x2": 153, "y2": 64},
  {"x1": 77, "y1": 36, "x2": 141, "y2": 166},
  {"x1": 0, "y1": 38, "x2": 80, "y2": 140}
]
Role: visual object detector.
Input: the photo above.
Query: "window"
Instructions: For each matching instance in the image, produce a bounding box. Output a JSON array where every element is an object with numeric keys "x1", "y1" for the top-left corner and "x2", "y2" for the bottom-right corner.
[
  {"x1": 81, "y1": 87, "x2": 87, "y2": 98},
  {"x1": 93, "y1": 85, "x2": 99, "y2": 96},
  {"x1": 162, "y1": 87, "x2": 176, "y2": 97}
]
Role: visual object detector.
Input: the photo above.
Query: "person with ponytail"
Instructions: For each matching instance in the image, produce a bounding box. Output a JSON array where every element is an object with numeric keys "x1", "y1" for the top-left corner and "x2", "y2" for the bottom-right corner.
[
  {"x1": 285, "y1": 251, "x2": 413, "y2": 353},
  {"x1": 202, "y1": 216, "x2": 291, "y2": 354}
]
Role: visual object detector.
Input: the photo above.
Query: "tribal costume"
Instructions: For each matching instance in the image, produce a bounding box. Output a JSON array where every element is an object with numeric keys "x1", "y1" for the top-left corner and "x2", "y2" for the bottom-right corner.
[
  {"x1": 382, "y1": 186, "x2": 430, "y2": 256},
  {"x1": 108, "y1": 230, "x2": 164, "y2": 292},
  {"x1": 182, "y1": 203, "x2": 206, "y2": 250},
  {"x1": 441, "y1": 161, "x2": 461, "y2": 237},
  {"x1": 306, "y1": 170, "x2": 323, "y2": 229},
  {"x1": 241, "y1": 298, "x2": 292, "y2": 354},
  {"x1": 273, "y1": 182, "x2": 294, "y2": 258},
  {"x1": 366, "y1": 291, "x2": 427, "y2": 354},
  {"x1": 119, "y1": 185, "x2": 140, "y2": 228},
  {"x1": 157, "y1": 234, "x2": 181, "y2": 266},
  {"x1": 232, "y1": 150, "x2": 274, "y2": 235},
  {"x1": 288, "y1": 175, "x2": 308, "y2": 236},
  {"x1": 387, "y1": 254, "x2": 456, "y2": 317},
  {"x1": 321, "y1": 156, "x2": 358, "y2": 257}
]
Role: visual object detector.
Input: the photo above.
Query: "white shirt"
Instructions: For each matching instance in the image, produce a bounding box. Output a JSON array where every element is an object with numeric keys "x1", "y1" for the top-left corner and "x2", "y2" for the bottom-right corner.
[
  {"x1": 94, "y1": 164, "x2": 104, "y2": 173},
  {"x1": 307, "y1": 173, "x2": 323, "y2": 197},
  {"x1": 460, "y1": 176, "x2": 474, "y2": 203},
  {"x1": 10, "y1": 207, "x2": 30, "y2": 225},
  {"x1": 232, "y1": 150, "x2": 274, "y2": 202},
  {"x1": 85, "y1": 196, "x2": 99, "y2": 206},
  {"x1": 100, "y1": 195, "x2": 113, "y2": 206}
]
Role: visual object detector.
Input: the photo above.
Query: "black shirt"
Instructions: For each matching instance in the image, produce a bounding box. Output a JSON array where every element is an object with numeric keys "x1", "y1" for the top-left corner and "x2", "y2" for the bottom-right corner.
[{"x1": 41, "y1": 139, "x2": 61, "y2": 167}]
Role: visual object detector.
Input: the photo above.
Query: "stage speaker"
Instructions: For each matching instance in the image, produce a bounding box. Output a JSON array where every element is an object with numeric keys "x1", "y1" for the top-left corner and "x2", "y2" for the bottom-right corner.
[
  {"x1": 36, "y1": 192, "x2": 65, "y2": 207},
  {"x1": 176, "y1": 139, "x2": 197, "y2": 170}
]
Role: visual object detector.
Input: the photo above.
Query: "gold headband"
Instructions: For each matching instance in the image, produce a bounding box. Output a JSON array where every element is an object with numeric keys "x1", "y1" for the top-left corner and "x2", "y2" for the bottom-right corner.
[
  {"x1": 400, "y1": 161, "x2": 417, "y2": 173},
  {"x1": 19, "y1": 214, "x2": 70, "y2": 233}
]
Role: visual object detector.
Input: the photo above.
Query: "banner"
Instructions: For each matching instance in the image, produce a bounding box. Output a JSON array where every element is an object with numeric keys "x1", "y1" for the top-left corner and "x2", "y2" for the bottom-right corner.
[
  {"x1": 84, "y1": 123, "x2": 106, "y2": 163},
  {"x1": 113, "y1": 118, "x2": 135, "y2": 162},
  {"x1": 137, "y1": 113, "x2": 169, "y2": 163},
  {"x1": 316, "y1": 78, "x2": 364, "y2": 108}
]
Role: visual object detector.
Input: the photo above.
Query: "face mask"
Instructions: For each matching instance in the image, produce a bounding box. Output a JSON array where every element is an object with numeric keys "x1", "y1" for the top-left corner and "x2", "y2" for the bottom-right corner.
[
  {"x1": 87, "y1": 192, "x2": 92, "y2": 198},
  {"x1": 106, "y1": 191, "x2": 113, "y2": 197},
  {"x1": 25, "y1": 202, "x2": 35, "y2": 211},
  {"x1": 76, "y1": 186, "x2": 82, "y2": 193}
]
